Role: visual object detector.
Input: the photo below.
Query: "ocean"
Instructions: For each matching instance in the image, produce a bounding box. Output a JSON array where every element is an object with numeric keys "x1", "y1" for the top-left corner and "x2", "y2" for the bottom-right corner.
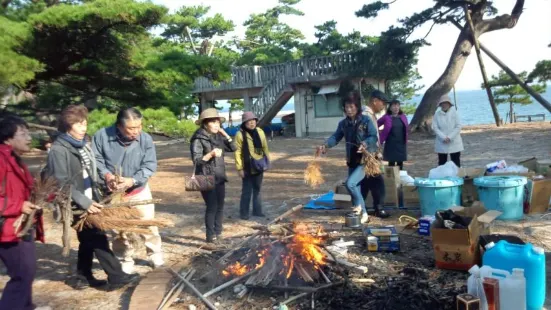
[{"x1": 218, "y1": 87, "x2": 551, "y2": 126}]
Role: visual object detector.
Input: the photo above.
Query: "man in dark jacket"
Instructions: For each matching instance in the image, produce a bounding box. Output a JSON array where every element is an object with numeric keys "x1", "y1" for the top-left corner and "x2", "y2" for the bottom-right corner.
[{"x1": 92, "y1": 107, "x2": 162, "y2": 273}]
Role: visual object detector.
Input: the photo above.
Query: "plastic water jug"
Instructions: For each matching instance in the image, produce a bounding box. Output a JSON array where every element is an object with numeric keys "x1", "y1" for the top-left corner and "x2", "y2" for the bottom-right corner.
[
  {"x1": 467, "y1": 265, "x2": 489, "y2": 310},
  {"x1": 500, "y1": 268, "x2": 526, "y2": 310},
  {"x1": 483, "y1": 241, "x2": 545, "y2": 310}
]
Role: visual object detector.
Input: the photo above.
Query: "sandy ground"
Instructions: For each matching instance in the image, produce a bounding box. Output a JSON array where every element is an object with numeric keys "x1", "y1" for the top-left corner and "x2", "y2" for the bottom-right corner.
[{"x1": 1, "y1": 121, "x2": 550, "y2": 309}]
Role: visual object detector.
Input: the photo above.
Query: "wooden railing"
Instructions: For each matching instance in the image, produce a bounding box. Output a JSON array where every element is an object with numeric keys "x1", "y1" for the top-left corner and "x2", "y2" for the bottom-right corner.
[
  {"x1": 192, "y1": 50, "x2": 365, "y2": 92},
  {"x1": 251, "y1": 70, "x2": 288, "y2": 118}
]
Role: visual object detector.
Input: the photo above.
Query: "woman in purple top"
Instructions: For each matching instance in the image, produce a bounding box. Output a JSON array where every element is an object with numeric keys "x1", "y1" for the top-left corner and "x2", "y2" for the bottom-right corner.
[{"x1": 377, "y1": 100, "x2": 409, "y2": 170}]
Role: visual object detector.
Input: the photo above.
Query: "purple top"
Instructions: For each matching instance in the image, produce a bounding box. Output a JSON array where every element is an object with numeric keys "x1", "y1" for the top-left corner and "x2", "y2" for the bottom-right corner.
[{"x1": 377, "y1": 114, "x2": 409, "y2": 144}]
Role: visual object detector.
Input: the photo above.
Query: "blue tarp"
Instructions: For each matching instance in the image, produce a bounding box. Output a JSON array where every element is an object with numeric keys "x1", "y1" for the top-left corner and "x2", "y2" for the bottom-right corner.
[{"x1": 304, "y1": 191, "x2": 337, "y2": 210}]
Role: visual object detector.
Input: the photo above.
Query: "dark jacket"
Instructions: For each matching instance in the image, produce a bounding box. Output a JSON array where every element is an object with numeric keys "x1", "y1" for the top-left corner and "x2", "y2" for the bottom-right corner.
[
  {"x1": 45, "y1": 138, "x2": 101, "y2": 212},
  {"x1": 325, "y1": 114, "x2": 379, "y2": 167},
  {"x1": 0, "y1": 144, "x2": 44, "y2": 243},
  {"x1": 190, "y1": 128, "x2": 237, "y2": 184}
]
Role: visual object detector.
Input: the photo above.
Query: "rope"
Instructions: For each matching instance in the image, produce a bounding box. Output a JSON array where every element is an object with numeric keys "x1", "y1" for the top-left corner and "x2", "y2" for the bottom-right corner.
[{"x1": 453, "y1": 85, "x2": 458, "y2": 110}]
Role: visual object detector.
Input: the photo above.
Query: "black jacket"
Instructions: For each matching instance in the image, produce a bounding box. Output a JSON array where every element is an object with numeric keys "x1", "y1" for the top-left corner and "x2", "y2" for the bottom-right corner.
[
  {"x1": 44, "y1": 138, "x2": 101, "y2": 211},
  {"x1": 190, "y1": 128, "x2": 236, "y2": 184}
]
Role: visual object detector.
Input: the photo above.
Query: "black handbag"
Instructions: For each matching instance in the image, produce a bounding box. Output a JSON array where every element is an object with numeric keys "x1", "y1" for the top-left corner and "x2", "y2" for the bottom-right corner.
[{"x1": 184, "y1": 162, "x2": 215, "y2": 192}]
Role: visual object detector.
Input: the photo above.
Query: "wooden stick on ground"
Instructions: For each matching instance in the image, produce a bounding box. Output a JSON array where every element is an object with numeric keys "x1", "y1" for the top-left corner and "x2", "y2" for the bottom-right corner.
[
  {"x1": 203, "y1": 268, "x2": 258, "y2": 298},
  {"x1": 168, "y1": 268, "x2": 217, "y2": 310},
  {"x1": 278, "y1": 282, "x2": 338, "y2": 306},
  {"x1": 158, "y1": 269, "x2": 193, "y2": 310}
]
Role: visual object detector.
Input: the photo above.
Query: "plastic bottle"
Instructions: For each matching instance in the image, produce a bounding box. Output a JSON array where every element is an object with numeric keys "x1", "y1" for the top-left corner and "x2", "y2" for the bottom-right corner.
[
  {"x1": 483, "y1": 240, "x2": 546, "y2": 310},
  {"x1": 467, "y1": 265, "x2": 488, "y2": 310},
  {"x1": 499, "y1": 268, "x2": 526, "y2": 310}
]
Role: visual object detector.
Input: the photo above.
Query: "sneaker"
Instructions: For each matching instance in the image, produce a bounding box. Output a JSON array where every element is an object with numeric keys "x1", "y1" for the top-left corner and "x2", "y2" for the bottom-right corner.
[
  {"x1": 206, "y1": 236, "x2": 217, "y2": 243},
  {"x1": 68, "y1": 273, "x2": 107, "y2": 290},
  {"x1": 352, "y1": 206, "x2": 362, "y2": 215},
  {"x1": 121, "y1": 261, "x2": 135, "y2": 274},
  {"x1": 375, "y1": 209, "x2": 390, "y2": 219},
  {"x1": 361, "y1": 213, "x2": 369, "y2": 224}
]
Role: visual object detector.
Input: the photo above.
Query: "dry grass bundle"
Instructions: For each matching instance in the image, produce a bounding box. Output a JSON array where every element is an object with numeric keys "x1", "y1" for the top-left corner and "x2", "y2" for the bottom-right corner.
[
  {"x1": 363, "y1": 151, "x2": 383, "y2": 177},
  {"x1": 99, "y1": 206, "x2": 143, "y2": 219},
  {"x1": 304, "y1": 149, "x2": 325, "y2": 188},
  {"x1": 84, "y1": 217, "x2": 173, "y2": 234}
]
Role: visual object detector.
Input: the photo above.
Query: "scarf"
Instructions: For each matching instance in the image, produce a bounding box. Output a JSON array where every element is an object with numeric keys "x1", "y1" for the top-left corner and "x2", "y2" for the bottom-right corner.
[
  {"x1": 58, "y1": 133, "x2": 86, "y2": 148},
  {"x1": 116, "y1": 128, "x2": 134, "y2": 147},
  {"x1": 241, "y1": 125, "x2": 263, "y2": 172}
]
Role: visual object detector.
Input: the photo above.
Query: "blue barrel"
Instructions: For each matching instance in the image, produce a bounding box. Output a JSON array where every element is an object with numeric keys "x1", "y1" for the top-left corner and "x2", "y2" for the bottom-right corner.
[
  {"x1": 414, "y1": 177, "x2": 464, "y2": 216},
  {"x1": 474, "y1": 176, "x2": 527, "y2": 220}
]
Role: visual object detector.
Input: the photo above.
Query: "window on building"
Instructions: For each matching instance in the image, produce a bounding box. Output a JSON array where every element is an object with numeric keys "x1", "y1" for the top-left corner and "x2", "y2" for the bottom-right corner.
[{"x1": 314, "y1": 94, "x2": 343, "y2": 118}]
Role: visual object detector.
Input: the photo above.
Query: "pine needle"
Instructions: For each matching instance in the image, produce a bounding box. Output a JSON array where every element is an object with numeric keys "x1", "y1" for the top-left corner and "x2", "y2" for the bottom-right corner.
[
  {"x1": 363, "y1": 151, "x2": 383, "y2": 177},
  {"x1": 304, "y1": 150, "x2": 325, "y2": 188}
]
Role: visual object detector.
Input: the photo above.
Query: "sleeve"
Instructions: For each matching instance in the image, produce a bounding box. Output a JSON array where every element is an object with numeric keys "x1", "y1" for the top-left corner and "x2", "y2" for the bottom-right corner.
[
  {"x1": 325, "y1": 121, "x2": 344, "y2": 148},
  {"x1": 377, "y1": 116, "x2": 385, "y2": 127},
  {"x1": 235, "y1": 131, "x2": 244, "y2": 171},
  {"x1": 448, "y1": 110, "x2": 462, "y2": 140},
  {"x1": 0, "y1": 166, "x2": 24, "y2": 217},
  {"x1": 91, "y1": 130, "x2": 110, "y2": 180},
  {"x1": 46, "y1": 149, "x2": 93, "y2": 210},
  {"x1": 222, "y1": 135, "x2": 237, "y2": 153},
  {"x1": 132, "y1": 136, "x2": 157, "y2": 186},
  {"x1": 361, "y1": 117, "x2": 379, "y2": 153},
  {"x1": 431, "y1": 112, "x2": 446, "y2": 141},
  {"x1": 260, "y1": 129, "x2": 270, "y2": 159},
  {"x1": 191, "y1": 138, "x2": 209, "y2": 165},
  {"x1": 379, "y1": 116, "x2": 392, "y2": 144}
]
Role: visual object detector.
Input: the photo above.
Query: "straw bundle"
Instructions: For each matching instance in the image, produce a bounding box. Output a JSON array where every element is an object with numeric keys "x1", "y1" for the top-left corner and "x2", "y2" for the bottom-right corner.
[
  {"x1": 304, "y1": 149, "x2": 325, "y2": 188},
  {"x1": 363, "y1": 151, "x2": 383, "y2": 177}
]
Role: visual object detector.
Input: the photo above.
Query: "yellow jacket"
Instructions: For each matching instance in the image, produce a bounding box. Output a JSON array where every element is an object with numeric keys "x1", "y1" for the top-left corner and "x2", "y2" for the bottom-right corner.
[{"x1": 235, "y1": 128, "x2": 270, "y2": 171}]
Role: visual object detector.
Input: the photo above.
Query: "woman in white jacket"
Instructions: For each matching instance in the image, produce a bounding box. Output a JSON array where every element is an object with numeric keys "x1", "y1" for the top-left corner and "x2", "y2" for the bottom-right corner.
[{"x1": 431, "y1": 94, "x2": 464, "y2": 167}]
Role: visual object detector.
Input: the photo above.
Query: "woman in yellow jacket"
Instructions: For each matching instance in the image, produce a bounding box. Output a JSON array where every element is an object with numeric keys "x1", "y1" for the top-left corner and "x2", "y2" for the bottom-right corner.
[{"x1": 235, "y1": 112, "x2": 270, "y2": 220}]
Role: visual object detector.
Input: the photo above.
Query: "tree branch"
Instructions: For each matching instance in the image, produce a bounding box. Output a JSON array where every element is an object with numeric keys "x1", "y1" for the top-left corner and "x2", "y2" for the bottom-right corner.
[{"x1": 476, "y1": 0, "x2": 524, "y2": 34}]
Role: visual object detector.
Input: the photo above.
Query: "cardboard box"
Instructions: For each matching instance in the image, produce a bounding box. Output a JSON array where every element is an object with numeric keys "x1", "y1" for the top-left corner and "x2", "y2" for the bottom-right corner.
[
  {"x1": 456, "y1": 293, "x2": 481, "y2": 310},
  {"x1": 526, "y1": 178, "x2": 551, "y2": 214},
  {"x1": 431, "y1": 204, "x2": 501, "y2": 271},
  {"x1": 366, "y1": 166, "x2": 400, "y2": 207},
  {"x1": 364, "y1": 225, "x2": 400, "y2": 252},
  {"x1": 537, "y1": 159, "x2": 551, "y2": 176},
  {"x1": 418, "y1": 215, "x2": 435, "y2": 236},
  {"x1": 458, "y1": 168, "x2": 485, "y2": 205},
  {"x1": 518, "y1": 157, "x2": 538, "y2": 172},
  {"x1": 402, "y1": 185, "x2": 420, "y2": 206},
  {"x1": 333, "y1": 193, "x2": 353, "y2": 209}
]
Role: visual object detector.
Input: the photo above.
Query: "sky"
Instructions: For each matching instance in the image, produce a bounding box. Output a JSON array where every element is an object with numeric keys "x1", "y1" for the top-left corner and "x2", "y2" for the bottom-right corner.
[{"x1": 153, "y1": 0, "x2": 551, "y2": 91}]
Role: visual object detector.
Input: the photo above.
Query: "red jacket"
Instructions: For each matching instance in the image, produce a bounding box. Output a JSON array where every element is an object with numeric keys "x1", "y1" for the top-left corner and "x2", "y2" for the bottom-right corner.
[{"x1": 0, "y1": 144, "x2": 44, "y2": 243}]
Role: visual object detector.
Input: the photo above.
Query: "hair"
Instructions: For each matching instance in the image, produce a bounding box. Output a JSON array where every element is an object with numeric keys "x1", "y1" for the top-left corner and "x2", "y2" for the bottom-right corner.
[
  {"x1": 58, "y1": 105, "x2": 89, "y2": 133},
  {"x1": 386, "y1": 100, "x2": 404, "y2": 115},
  {"x1": 0, "y1": 115, "x2": 29, "y2": 144},
  {"x1": 116, "y1": 107, "x2": 143, "y2": 127},
  {"x1": 337, "y1": 79, "x2": 362, "y2": 115}
]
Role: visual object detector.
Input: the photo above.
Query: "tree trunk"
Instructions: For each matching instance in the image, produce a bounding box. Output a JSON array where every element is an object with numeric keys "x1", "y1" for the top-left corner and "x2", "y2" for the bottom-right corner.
[
  {"x1": 409, "y1": 0, "x2": 525, "y2": 132},
  {"x1": 409, "y1": 29, "x2": 473, "y2": 132},
  {"x1": 510, "y1": 101, "x2": 514, "y2": 124}
]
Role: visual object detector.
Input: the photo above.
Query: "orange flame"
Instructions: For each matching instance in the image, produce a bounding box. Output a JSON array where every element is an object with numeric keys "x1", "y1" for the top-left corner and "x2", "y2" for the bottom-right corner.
[
  {"x1": 287, "y1": 223, "x2": 326, "y2": 267},
  {"x1": 222, "y1": 261, "x2": 248, "y2": 277}
]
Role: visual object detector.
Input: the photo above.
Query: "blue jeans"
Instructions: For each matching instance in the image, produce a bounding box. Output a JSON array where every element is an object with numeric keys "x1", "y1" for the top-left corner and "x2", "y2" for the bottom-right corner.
[{"x1": 346, "y1": 166, "x2": 367, "y2": 213}]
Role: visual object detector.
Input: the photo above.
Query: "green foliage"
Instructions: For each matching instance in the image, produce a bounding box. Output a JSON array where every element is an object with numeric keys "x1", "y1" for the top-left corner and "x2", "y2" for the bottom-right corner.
[
  {"x1": 485, "y1": 70, "x2": 547, "y2": 122},
  {"x1": 387, "y1": 67, "x2": 424, "y2": 115},
  {"x1": 227, "y1": 99, "x2": 244, "y2": 126},
  {"x1": 236, "y1": 0, "x2": 305, "y2": 65},
  {"x1": 528, "y1": 60, "x2": 551, "y2": 83},
  {"x1": 87, "y1": 107, "x2": 198, "y2": 140}
]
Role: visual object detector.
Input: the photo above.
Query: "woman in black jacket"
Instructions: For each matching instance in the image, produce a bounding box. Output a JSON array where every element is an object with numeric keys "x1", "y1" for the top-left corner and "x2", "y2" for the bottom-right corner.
[
  {"x1": 190, "y1": 108, "x2": 236, "y2": 243},
  {"x1": 45, "y1": 105, "x2": 137, "y2": 289}
]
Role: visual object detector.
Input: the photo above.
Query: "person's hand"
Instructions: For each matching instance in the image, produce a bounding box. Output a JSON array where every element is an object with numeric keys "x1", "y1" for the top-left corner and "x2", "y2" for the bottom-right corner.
[
  {"x1": 317, "y1": 145, "x2": 326, "y2": 155},
  {"x1": 238, "y1": 170, "x2": 245, "y2": 178},
  {"x1": 219, "y1": 128, "x2": 230, "y2": 139},
  {"x1": 444, "y1": 137, "x2": 451, "y2": 144},
  {"x1": 116, "y1": 177, "x2": 135, "y2": 190},
  {"x1": 105, "y1": 173, "x2": 118, "y2": 191},
  {"x1": 357, "y1": 145, "x2": 366, "y2": 153},
  {"x1": 22, "y1": 201, "x2": 40, "y2": 215},
  {"x1": 87, "y1": 202, "x2": 104, "y2": 214},
  {"x1": 212, "y1": 148, "x2": 223, "y2": 158}
]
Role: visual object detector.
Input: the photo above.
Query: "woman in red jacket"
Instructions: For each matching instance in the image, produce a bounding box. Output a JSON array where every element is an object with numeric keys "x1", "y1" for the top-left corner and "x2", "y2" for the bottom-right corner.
[{"x1": 0, "y1": 115, "x2": 45, "y2": 310}]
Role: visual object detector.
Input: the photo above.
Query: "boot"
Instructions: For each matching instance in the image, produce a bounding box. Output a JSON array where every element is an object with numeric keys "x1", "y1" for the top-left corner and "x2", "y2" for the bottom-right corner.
[{"x1": 374, "y1": 207, "x2": 390, "y2": 219}]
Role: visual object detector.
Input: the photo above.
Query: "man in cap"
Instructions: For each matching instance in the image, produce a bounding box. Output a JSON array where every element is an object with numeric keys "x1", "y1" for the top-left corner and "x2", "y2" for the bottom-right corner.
[{"x1": 360, "y1": 90, "x2": 391, "y2": 219}]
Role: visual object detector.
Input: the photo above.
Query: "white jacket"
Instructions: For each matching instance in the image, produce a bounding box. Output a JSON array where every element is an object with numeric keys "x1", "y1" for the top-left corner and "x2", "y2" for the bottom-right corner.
[{"x1": 432, "y1": 107, "x2": 464, "y2": 154}]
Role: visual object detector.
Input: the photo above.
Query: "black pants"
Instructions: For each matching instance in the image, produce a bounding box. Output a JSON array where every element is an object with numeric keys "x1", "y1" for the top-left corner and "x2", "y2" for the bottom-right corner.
[
  {"x1": 388, "y1": 161, "x2": 404, "y2": 170},
  {"x1": 360, "y1": 174, "x2": 385, "y2": 211},
  {"x1": 201, "y1": 183, "x2": 225, "y2": 239},
  {"x1": 76, "y1": 227, "x2": 126, "y2": 281},
  {"x1": 438, "y1": 152, "x2": 461, "y2": 168},
  {"x1": 240, "y1": 172, "x2": 264, "y2": 217},
  {"x1": 0, "y1": 240, "x2": 36, "y2": 310}
]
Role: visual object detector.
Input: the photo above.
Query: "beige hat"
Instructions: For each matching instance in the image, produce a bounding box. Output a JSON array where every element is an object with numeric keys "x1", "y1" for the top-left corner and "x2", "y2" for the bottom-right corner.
[{"x1": 195, "y1": 108, "x2": 226, "y2": 125}]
